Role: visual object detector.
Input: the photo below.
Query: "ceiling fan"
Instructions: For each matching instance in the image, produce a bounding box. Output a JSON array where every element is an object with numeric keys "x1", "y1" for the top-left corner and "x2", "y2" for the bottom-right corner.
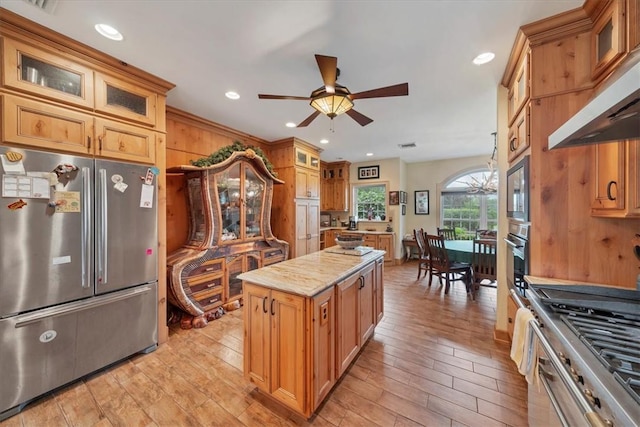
[{"x1": 258, "y1": 54, "x2": 409, "y2": 127}]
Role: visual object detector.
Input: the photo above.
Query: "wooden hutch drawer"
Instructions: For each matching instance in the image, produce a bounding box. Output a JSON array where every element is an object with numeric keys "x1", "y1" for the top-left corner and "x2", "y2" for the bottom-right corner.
[
  {"x1": 263, "y1": 248, "x2": 285, "y2": 266},
  {"x1": 193, "y1": 288, "x2": 224, "y2": 311},
  {"x1": 187, "y1": 259, "x2": 224, "y2": 279},
  {"x1": 187, "y1": 275, "x2": 223, "y2": 294}
]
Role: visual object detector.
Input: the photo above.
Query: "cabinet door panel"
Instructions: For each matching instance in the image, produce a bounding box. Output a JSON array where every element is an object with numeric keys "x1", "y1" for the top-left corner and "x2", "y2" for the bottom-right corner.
[
  {"x1": 95, "y1": 118, "x2": 156, "y2": 164},
  {"x1": 295, "y1": 168, "x2": 311, "y2": 198},
  {"x1": 374, "y1": 259, "x2": 384, "y2": 324},
  {"x1": 94, "y1": 73, "x2": 157, "y2": 126},
  {"x1": 313, "y1": 287, "x2": 335, "y2": 408},
  {"x1": 270, "y1": 290, "x2": 306, "y2": 414},
  {"x1": 359, "y1": 263, "x2": 375, "y2": 344},
  {"x1": 2, "y1": 38, "x2": 94, "y2": 109},
  {"x1": 592, "y1": 142, "x2": 625, "y2": 211},
  {"x1": 336, "y1": 273, "x2": 360, "y2": 377},
  {"x1": 244, "y1": 283, "x2": 271, "y2": 392},
  {"x1": 2, "y1": 94, "x2": 93, "y2": 155}
]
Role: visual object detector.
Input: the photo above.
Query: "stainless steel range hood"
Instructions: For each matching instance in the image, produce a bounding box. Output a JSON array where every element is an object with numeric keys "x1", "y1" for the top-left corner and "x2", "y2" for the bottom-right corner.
[{"x1": 548, "y1": 50, "x2": 640, "y2": 149}]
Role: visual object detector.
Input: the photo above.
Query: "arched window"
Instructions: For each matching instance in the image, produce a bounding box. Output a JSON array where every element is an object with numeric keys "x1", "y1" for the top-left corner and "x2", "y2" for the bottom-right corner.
[{"x1": 440, "y1": 169, "x2": 497, "y2": 239}]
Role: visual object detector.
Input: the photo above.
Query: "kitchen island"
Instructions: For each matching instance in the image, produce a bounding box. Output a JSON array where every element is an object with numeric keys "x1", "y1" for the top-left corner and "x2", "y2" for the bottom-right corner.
[{"x1": 238, "y1": 248, "x2": 385, "y2": 418}]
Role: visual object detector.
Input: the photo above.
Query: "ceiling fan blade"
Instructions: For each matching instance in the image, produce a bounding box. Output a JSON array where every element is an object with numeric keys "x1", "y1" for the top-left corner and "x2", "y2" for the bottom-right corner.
[
  {"x1": 258, "y1": 94, "x2": 311, "y2": 100},
  {"x1": 297, "y1": 110, "x2": 321, "y2": 127},
  {"x1": 346, "y1": 109, "x2": 374, "y2": 126},
  {"x1": 315, "y1": 54, "x2": 337, "y2": 94},
  {"x1": 350, "y1": 83, "x2": 409, "y2": 100}
]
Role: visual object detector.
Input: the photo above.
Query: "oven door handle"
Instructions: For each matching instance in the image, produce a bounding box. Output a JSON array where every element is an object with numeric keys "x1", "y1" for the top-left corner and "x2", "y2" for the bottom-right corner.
[
  {"x1": 539, "y1": 366, "x2": 571, "y2": 427},
  {"x1": 503, "y1": 238, "x2": 523, "y2": 249}
]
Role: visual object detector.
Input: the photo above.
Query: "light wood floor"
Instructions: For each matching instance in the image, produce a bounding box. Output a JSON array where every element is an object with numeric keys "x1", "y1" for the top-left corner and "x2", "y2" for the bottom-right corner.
[{"x1": 0, "y1": 262, "x2": 528, "y2": 427}]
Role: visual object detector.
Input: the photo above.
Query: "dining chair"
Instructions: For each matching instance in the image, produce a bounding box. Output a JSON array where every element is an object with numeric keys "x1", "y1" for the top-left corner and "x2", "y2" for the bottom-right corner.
[
  {"x1": 472, "y1": 239, "x2": 497, "y2": 298},
  {"x1": 475, "y1": 229, "x2": 497, "y2": 239},
  {"x1": 424, "y1": 234, "x2": 473, "y2": 295},
  {"x1": 413, "y1": 228, "x2": 430, "y2": 281},
  {"x1": 437, "y1": 227, "x2": 456, "y2": 240}
]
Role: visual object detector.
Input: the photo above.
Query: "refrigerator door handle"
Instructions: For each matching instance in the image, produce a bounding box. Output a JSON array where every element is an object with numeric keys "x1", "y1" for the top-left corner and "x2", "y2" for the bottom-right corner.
[
  {"x1": 98, "y1": 168, "x2": 108, "y2": 285},
  {"x1": 81, "y1": 167, "x2": 91, "y2": 289},
  {"x1": 14, "y1": 285, "x2": 155, "y2": 327}
]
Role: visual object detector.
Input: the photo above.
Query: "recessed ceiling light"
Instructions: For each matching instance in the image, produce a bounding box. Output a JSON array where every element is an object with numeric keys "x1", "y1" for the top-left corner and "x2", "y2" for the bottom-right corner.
[
  {"x1": 285, "y1": 122, "x2": 297, "y2": 128},
  {"x1": 94, "y1": 24, "x2": 123, "y2": 41},
  {"x1": 366, "y1": 153, "x2": 373, "y2": 157},
  {"x1": 225, "y1": 91, "x2": 240, "y2": 100},
  {"x1": 473, "y1": 52, "x2": 495, "y2": 65},
  {"x1": 320, "y1": 139, "x2": 329, "y2": 144}
]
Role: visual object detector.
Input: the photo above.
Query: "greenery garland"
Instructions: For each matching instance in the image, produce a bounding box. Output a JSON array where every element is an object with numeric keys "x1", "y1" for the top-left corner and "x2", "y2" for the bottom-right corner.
[{"x1": 190, "y1": 141, "x2": 277, "y2": 177}]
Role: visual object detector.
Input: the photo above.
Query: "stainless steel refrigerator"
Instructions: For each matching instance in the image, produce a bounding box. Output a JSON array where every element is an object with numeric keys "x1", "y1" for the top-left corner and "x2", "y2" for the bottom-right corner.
[{"x1": 0, "y1": 146, "x2": 158, "y2": 420}]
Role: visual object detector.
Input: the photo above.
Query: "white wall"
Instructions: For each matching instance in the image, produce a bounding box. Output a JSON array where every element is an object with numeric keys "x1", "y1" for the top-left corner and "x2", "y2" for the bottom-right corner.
[
  {"x1": 350, "y1": 155, "x2": 493, "y2": 260},
  {"x1": 404, "y1": 154, "x2": 491, "y2": 237}
]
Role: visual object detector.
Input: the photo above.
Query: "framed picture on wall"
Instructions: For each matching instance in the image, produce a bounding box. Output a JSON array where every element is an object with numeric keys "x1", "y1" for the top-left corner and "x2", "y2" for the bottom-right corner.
[
  {"x1": 389, "y1": 191, "x2": 399, "y2": 205},
  {"x1": 415, "y1": 190, "x2": 429, "y2": 215},
  {"x1": 400, "y1": 191, "x2": 407, "y2": 204},
  {"x1": 358, "y1": 165, "x2": 379, "y2": 180}
]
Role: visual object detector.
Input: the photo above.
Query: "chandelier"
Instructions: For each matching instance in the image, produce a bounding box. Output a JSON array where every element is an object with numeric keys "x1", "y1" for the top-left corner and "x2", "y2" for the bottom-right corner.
[{"x1": 466, "y1": 132, "x2": 498, "y2": 194}]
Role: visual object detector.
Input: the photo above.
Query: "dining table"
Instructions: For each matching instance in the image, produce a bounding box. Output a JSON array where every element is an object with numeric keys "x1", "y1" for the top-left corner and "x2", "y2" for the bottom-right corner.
[{"x1": 444, "y1": 240, "x2": 476, "y2": 264}]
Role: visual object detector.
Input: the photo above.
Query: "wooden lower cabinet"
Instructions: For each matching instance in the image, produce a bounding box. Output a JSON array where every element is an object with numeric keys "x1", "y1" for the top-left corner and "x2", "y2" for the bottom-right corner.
[
  {"x1": 243, "y1": 257, "x2": 382, "y2": 418},
  {"x1": 374, "y1": 258, "x2": 384, "y2": 324},
  {"x1": 244, "y1": 284, "x2": 307, "y2": 414},
  {"x1": 336, "y1": 262, "x2": 375, "y2": 377},
  {"x1": 507, "y1": 294, "x2": 518, "y2": 340}
]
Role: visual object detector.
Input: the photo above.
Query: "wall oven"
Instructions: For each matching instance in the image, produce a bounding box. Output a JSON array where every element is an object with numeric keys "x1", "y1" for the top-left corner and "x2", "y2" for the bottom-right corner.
[{"x1": 504, "y1": 221, "x2": 529, "y2": 296}]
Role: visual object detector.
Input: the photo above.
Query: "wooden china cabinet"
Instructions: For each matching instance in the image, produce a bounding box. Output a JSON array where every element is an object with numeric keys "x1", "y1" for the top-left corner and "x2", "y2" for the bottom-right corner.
[{"x1": 166, "y1": 150, "x2": 289, "y2": 328}]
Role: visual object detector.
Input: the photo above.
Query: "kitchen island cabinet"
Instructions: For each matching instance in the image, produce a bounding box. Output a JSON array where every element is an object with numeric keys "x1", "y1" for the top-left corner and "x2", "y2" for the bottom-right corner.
[{"x1": 239, "y1": 248, "x2": 385, "y2": 419}]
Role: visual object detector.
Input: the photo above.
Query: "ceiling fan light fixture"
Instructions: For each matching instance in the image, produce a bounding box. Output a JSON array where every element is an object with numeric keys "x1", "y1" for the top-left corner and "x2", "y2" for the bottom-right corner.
[{"x1": 310, "y1": 94, "x2": 354, "y2": 118}]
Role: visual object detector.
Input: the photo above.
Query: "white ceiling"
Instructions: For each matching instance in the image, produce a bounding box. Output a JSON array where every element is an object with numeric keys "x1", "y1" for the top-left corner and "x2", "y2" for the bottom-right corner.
[{"x1": 1, "y1": 0, "x2": 583, "y2": 163}]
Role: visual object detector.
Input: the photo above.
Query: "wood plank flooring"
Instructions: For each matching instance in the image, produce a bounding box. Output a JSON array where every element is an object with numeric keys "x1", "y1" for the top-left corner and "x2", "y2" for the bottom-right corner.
[{"x1": 0, "y1": 262, "x2": 528, "y2": 427}]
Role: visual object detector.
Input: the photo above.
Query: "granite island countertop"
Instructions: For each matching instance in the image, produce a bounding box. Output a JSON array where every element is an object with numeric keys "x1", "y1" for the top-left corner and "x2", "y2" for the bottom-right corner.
[{"x1": 238, "y1": 248, "x2": 385, "y2": 297}]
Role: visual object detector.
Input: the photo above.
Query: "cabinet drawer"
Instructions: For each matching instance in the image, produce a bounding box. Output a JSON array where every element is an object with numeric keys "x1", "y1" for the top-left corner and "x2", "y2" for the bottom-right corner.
[
  {"x1": 94, "y1": 72, "x2": 157, "y2": 126},
  {"x1": 187, "y1": 274, "x2": 223, "y2": 293},
  {"x1": 187, "y1": 259, "x2": 224, "y2": 279},
  {"x1": 2, "y1": 37, "x2": 94, "y2": 109},
  {"x1": 263, "y1": 248, "x2": 285, "y2": 265},
  {"x1": 95, "y1": 118, "x2": 156, "y2": 164},
  {"x1": 2, "y1": 94, "x2": 93, "y2": 155},
  {"x1": 193, "y1": 288, "x2": 223, "y2": 311}
]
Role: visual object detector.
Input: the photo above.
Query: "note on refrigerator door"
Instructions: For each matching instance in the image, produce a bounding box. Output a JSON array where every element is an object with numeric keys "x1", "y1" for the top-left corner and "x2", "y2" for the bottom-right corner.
[
  {"x1": 0, "y1": 154, "x2": 26, "y2": 174},
  {"x1": 140, "y1": 184, "x2": 154, "y2": 208},
  {"x1": 2, "y1": 175, "x2": 50, "y2": 199}
]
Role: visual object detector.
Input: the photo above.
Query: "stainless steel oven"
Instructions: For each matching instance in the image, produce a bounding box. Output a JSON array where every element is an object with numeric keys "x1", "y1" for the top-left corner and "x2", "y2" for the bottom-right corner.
[
  {"x1": 511, "y1": 285, "x2": 640, "y2": 427},
  {"x1": 504, "y1": 221, "x2": 529, "y2": 296}
]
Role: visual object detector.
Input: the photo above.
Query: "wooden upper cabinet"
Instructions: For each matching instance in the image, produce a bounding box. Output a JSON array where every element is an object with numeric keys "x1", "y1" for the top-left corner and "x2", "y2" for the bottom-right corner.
[
  {"x1": 295, "y1": 146, "x2": 320, "y2": 170},
  {"x1": 94, "y1": 72, "x2": 157, "y2": 126},
  {"x1": 508, "y1": 50, "x2": 529, "y2": 125},
  {"x1": 320, "y1": 161, "x2": 350, "y2": 211},
  {"x1": 592, "y1": 140, "x2": 640, "y2": 217},
  {"x1": 508, "y1": 102, "x2": 530, "y2": 163},
  {"x1": 630, "y1": 0, "x2": 640, "y2": 51},
  {"x1": 95, "y1": 118, "x2": 157, "y2": 164},
  {"x1": 2, "y1": 93, "x2": 93, "y2": 155},
  {"x1": 2, "y1": 37, "x2": 94, "y2": 109},
  {"x1": 591, "y1": 0, "x2": 626, "y2": 80},
  {"x1": 530, "y1": 31, "x2": 592, "y2": 98}
]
